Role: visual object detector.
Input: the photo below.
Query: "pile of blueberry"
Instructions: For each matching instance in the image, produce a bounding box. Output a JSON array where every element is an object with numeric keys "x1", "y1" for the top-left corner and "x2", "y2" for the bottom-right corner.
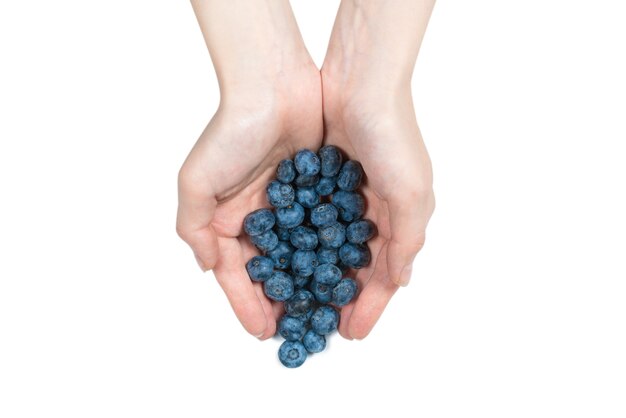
[{"x1": 243, "y1": 146, "x2": 377, "y2": 368}]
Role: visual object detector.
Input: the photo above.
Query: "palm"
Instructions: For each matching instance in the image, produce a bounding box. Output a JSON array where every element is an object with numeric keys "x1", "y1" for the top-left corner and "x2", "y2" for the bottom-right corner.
[
  {"x1": 321, "y1": 81, "x2": 435, "y2": 339},
  {"x1": 323, "y1": 126, "x2": 398, "y2": 340},
  {"x1": 185, "y1": 68, "x2": 323, "y2": 338}
]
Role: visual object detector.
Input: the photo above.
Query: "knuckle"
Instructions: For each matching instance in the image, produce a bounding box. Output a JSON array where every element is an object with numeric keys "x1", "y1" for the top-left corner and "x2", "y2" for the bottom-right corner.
[
  {"x1": 406, "y1": 233, "x2": 426, "y2": 254},
  {"x1": 175, "y1": 221, "x2": 192, "y2": 242}
]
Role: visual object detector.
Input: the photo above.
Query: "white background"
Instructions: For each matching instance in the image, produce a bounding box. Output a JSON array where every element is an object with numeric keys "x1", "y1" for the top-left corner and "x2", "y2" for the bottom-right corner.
[{"x1": 1, "y1": 1, "x2": 625, "y2": 417}]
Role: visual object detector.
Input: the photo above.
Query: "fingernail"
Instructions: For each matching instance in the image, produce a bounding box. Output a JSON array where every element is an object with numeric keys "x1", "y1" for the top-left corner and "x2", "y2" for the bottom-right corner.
[
  {"x1": 399, "y1": 264, "x2": 413, "y2": 287},
  {"x1": 194, "y1": 254, "x2": 207, "y2": 272}
]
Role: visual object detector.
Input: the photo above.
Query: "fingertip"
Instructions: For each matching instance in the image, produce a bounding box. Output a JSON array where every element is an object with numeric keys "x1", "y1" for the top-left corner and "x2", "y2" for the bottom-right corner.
[
  {"x1": 338, "y1": 304, "x2": 355, "y2": 340},
  {"x1": 241, "y1": 316, "x2": 268, "y2": 339},
  {"x1": 194, "y1": 254, "x2": 208, "y2": 272},
  {"x1": 348, "y1": 319, "x2": 373, "y2": 341}
]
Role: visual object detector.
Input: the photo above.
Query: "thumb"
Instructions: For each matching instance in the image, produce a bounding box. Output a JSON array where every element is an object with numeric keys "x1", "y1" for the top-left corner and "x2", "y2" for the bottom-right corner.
[
  {"x1": 176, "y1": 164, "x2": 219, "y2": 271},
  {"x1": 386, "y1": 189, "x2": 434, "y2": 286}
]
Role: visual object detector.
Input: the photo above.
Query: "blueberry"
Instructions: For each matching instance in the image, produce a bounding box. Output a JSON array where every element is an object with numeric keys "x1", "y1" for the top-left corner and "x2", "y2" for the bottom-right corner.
[
  {"x1": 275, "y1": 202, "x2": 305, "y2": 229},
  {"x1": 332, "y1": 278, "x2": 358, "y2": 307},
  {"x1": 309, "y1": 278, "x2": 332, "y2": 304},
  {"x1": 289, "y1": 226, "x2": 318, "y2": 250},
  {"x1": 278, "y1": 315, "x2": 307, "y2": 341},
  {"x1": 278, "y1": 340, "x2": 307, "y2": 368},
  {"x1": 298, "y1": 308, "x2": 314, "y2": 322},
  {"x1": 264, "y1": 271, "x2": 295, "y2": 302},
  {"x1": 339, "y1": 243, "x2": 371, "y2": 269},
  {"x1": 317, "y1": 247, "x2": 339, "y2": 265},
  {"x1": 294, "y1": 149, "x2": 321, "y2": 176},
  {"x1": 293, "y1": 274, "x2": 311, "y2": 289},
  {"x1": 284, "y1": 289, "x2": 316, "y2": 317},
  {"x1": 250, "y1": 229, "x2": 278, "y2": 252},
  {"x1": 291, "y1": 250, "x2": 318, "y2": 277},
  {"x1": 266, "y1": 180, "x2": 295, "y2": 208},
  {"x1": 276, "y1": 159, "x2": 296, "y2": 184},
  {"x1": 267, "y1": 241, "x2": 295, "y2": 269},
  {"x1": 318, "y1": 145, "x2": 343, "y2": 177},
  {"x1": 295, "y1": 187, "x2": 320, "y2": 209},
  {"x1": 310, "y1": 203, "x2": 339, "y2": 228},
  {"x1": 243, "y1": 208, "x2": 275, "y2": 236},
  {"x1": 294, "y1": 174, "x2": 320, "y2": 187},
  {"x1": 311, "y1": 306, "x2": 339, "y2": 335},
  {"x1": 317, "y1": 222, "x2": 346, "y2": 249},
  {"x1": 274, "y1": 226, "x2": 291, "y2": 241},
  {"x1": 346, "y1": 219, "x2": 377, "y2": 244},
  {"x1": 337, "y1": 160, "x2": 363, "y2": 191},
  {"x1": 313, "y1": 263, "x2": 342, "y2": 286},
  {"x1": 245, "y1": 256, "x2": 274, "y2": 282},
  {"x1": 315, "y1": 176, "x2": 337, "y2": 196},
  {"x1": 331, "y1": 190, "x2": 365, "y2": 222},
  {"x1": 303, "y1": 330, "x2": 326, "y2": 353}
]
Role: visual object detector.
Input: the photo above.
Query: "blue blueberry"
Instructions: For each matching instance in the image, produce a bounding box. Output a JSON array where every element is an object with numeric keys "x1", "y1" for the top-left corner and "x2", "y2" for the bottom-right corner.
[
  {"x1": 303, "y1": 330, "x2": 326, "y2": 354},
  {"x1": 332, "y1": 278, "x2": 358, "y2": 307},
  {"x1": 346, "y1": 219, "x2": 377, "y2": 244},
  {"x1": 276, "y1": 159, "x2": 296, "y2": 184},
  {"x1": 317, "y1": 222, "x2": 346, "y2": 249},
  {"x1": 289, "y1": 226, "x2": 318, "y2": 250},
  {"x1": 278, "y1": 340, "x2": 307, "y2": 368},
  {"x1": 299, "y1": 308, "x2": 314, "y2": 322},
  {"x1": 243, "y1": 208, "x2": 275, "y2": 236},
  {"x1": 317, "y1": 247, "x2": 339, "y2": 265},
  {"x1": 284, "y1": 289, "x2": 315, "y2": 317},
  {"x1": 310, "y1": 306, "x2": 339, "y2": 335},
  {"x1": 318, "y1": 145, "x2": 343, "y2": 177},
  {"x1": 331, "y1": 190, "x2": 365, "y2": 222},
  {"x1": 339, "y1": 242, "x2": 371, "y2": 269},
  {"x1": 250, "y1": 229, "x2": 278, "y2": 252},
  {"x1": 310, "y1": 203, "x2": 339, "y2": 228},
  {"x1": 245, "y1": 256, "x2": 274, "y2": 282},
  {"x1": 309, "y1": 278, "x2": 332, "y2": 304},
  {"x1": 275, "y1": 202, "x2": 305, "y2": 229},
  {"x1": 267, "y1": 241, "x2": 294, "y2": 269},
  {"x1": 295, "y1": 187, "x2": 320, "y2": 209},
  {"x1": 315, "y1": 176, "x2": 337, "y2": 196},
  {"x1": 291, "y1": 250, "x2": 318, "y2": 277},
  {"x1": 294, "y1": 149, "x2": 321, "y2": 176},
  {"x1": 294, "y1": 174, "x2": 320, "y2": 187},
  {"x1": 266, "y1": 180, "x2": 295, "y2": 208},
  {"x1": 313, "y1": 263, "x2": 342, "y2": 286},
  {"x1": 274, "y1": 226, "x2": 291, "y2": 241},
  {"x1": 278, "y1": 315, "x2": 307, "y2": 341},
  {"x1": 293, "y1": 274, "x2": 311, "y2": 289},
  {"x1": 264, "y1": 271, "x2": 295, "y2": 302},
  {"x1": 337, "y1": 160, "x2": 363, "y2": 191}
]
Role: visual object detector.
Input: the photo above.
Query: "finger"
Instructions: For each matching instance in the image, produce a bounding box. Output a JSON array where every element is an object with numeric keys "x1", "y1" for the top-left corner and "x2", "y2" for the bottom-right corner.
[
  {"x1": 176, "y1": 161, "x2": 219, "y2": 271},
  {"x1": 338, "y1": 235, "x2": 385, "y2": 340},
  {"x1": 386, "y1": 189, "x2": 434, "y2": 286},
  {"x1": 253, "y1": 283, "x2": 277, "y2": 340},
  {"x1": 338, "y1": 303, "x2": 355, "y2": 340},
  {"x1": 241, "y1": 239, "x2": 277, "y2": 340},
  {"x1": 213, "y1": 236, "x2": 268, "y2": 337},
  {"x1": 348, "y1": 241, "x2": 399, "y2": 340}
]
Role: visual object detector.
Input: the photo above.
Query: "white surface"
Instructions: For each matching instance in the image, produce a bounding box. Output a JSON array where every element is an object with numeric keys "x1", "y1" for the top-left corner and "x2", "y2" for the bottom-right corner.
[{"x1": 1, "y1": 1, "x2": 625, "y2": 417}]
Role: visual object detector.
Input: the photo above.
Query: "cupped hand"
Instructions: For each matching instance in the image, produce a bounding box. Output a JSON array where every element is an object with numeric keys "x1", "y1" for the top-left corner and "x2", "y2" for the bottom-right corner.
[
  {"x1": 321, "y1": 71, "x2": 436, "y2": 340},
  {"x1": 177, "y1": 67, "x2": 322, "y2": 339}
]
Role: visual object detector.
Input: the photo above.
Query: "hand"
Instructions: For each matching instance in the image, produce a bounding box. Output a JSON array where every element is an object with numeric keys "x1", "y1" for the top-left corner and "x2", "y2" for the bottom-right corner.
[
  {"x1": 317, "y1": 0, "x2": 436, "y2": 340},
  {"x1": 320, "y1": 70, "x2": 435, "y2": 341},
  {"x1": 177, "y1": 0, "x2": 322, "y2": 339}
]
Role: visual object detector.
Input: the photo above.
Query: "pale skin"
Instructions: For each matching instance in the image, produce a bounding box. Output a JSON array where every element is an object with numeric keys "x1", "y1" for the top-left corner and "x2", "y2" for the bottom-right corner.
[{"x1": 177, "y1": 0, "x2": 436, "y2": 340}]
